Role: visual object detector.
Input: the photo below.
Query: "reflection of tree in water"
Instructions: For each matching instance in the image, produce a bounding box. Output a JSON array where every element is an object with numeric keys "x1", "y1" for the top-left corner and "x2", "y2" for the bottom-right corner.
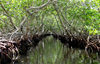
[
  {"x1": 0, "y1": 0, "x2": 100, "y2": 64},
  {"x1": 0, "y1": 33, "x2": 100, "y2": 64}
]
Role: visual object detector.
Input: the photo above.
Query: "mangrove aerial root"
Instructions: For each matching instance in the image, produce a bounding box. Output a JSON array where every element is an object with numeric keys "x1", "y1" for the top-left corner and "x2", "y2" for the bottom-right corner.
[
  {"x1": 0, "y1": 39, "x2": 19, "y2": 64},
  {"x1": 0, "y1": 33, "x2": 100, "y2": 64},
  {"x1": 0, "y1": 33, "x2": 51, "y2": 64},
  {"x1": 52, "y1": 34, "x2": 100, "y2": 57}
]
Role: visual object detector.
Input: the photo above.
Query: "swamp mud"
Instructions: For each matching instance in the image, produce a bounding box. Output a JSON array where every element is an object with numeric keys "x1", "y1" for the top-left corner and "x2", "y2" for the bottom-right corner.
[{"x1": 0, "y1": 33, "x2": 100, "y2": 64}]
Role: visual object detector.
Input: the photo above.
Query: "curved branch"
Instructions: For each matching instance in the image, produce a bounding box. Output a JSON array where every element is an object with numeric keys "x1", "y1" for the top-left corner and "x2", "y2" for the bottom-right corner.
[
  {"x1": 9, "y1": 16, "x2": 27, "y2": 40},
  {"x1": 27, "y1": 0, "x2": 50, "y2": 10},
  {"x1": 0, "y1": 2, "x2": 17, "y2": 29}
]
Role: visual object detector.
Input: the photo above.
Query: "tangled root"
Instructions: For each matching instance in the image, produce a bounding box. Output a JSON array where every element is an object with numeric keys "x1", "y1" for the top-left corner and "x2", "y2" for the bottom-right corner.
[
  {"x1": 0, "y1": 39, "x2": 19, "y2": 64},
  {"x1": 0, "y1": 33, "x2": 100, "y2": 63}
]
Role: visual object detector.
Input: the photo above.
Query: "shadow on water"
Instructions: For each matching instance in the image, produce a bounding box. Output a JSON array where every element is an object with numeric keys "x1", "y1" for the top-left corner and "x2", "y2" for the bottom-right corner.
[{"x1": 11, "y1": 36, "x2": 100, "y2": 64}]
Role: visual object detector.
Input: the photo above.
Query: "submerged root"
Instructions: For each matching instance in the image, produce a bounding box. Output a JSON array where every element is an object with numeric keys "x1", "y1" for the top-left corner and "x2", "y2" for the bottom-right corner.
[
  {"x1": 0, "y1": 33, "x2": 100, "y2": 63},
  {"x1": 52, "y1": 34, "x2": 87, "y2": 49},
  {"x1": 52, "y1": 34, "x2": 100, "y2": 58},
  {"x1": 0, "y1": 33, "x2": 51, "y2": 64},
  {"x1": 0, "y1": 39, "x2": 19, "y2": 64}
]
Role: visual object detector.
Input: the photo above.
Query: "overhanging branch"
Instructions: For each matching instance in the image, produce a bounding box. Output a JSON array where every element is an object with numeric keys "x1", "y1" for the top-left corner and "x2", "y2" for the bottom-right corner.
[
  {"x1": 27, "y1": 0, "x2": 50, "y2": 10},
  {"x1": 0, "y1": 2, "x2": 17, "y2": 30}
]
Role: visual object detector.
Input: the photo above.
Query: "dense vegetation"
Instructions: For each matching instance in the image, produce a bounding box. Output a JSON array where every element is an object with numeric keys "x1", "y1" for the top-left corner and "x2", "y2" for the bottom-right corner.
[
  {"x1": 0, "y1": 0, "x2": 100, "y2": 35},
  {"x1": 0, "y1": 0, "x2": 100, "y2": 64}
]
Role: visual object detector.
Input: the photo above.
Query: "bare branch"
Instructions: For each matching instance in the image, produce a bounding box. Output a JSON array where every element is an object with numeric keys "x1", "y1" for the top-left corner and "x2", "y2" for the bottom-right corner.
[
  {"x1": 0, "y1": 2, "x2": 17, "y2": 29},
  {"x1": 53, "y1": 3, "x2": 71, "y2": 36},
  {"x1": 27, "y1": 0, "x2": 50, "y2": 10},
  {"x1": 19, "y1": 16, "x2": 27, "y2": 31},
  {"x1": 9, "y1": 16, "x2": 27, "y2": 40}
]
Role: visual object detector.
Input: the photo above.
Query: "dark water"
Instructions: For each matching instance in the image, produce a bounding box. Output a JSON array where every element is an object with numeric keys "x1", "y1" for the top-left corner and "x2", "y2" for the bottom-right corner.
[{"x1": 12, "y1": 37, "x2": 100, "y2": 64}]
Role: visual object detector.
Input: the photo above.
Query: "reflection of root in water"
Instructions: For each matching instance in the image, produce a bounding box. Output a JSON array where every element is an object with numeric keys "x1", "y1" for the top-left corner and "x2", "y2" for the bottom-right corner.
[
  {"x1": 52, "y1": 34, "x2": 100, "y2": 58},
  {"x1": 27, "y1": 36, "x2": 63, "y2": 64},
  {"x1": 0, "y1": 33, "x2": 51, "y2": 64},
  {"x1": 0, "y1": 33, "x2": 100, "y2": 64}
]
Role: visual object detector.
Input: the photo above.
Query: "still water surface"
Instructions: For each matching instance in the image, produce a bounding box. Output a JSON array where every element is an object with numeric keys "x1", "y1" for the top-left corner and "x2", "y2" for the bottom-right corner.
[{"x1": 13, "y1": 37, "x2": 100, "y2": 64}]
